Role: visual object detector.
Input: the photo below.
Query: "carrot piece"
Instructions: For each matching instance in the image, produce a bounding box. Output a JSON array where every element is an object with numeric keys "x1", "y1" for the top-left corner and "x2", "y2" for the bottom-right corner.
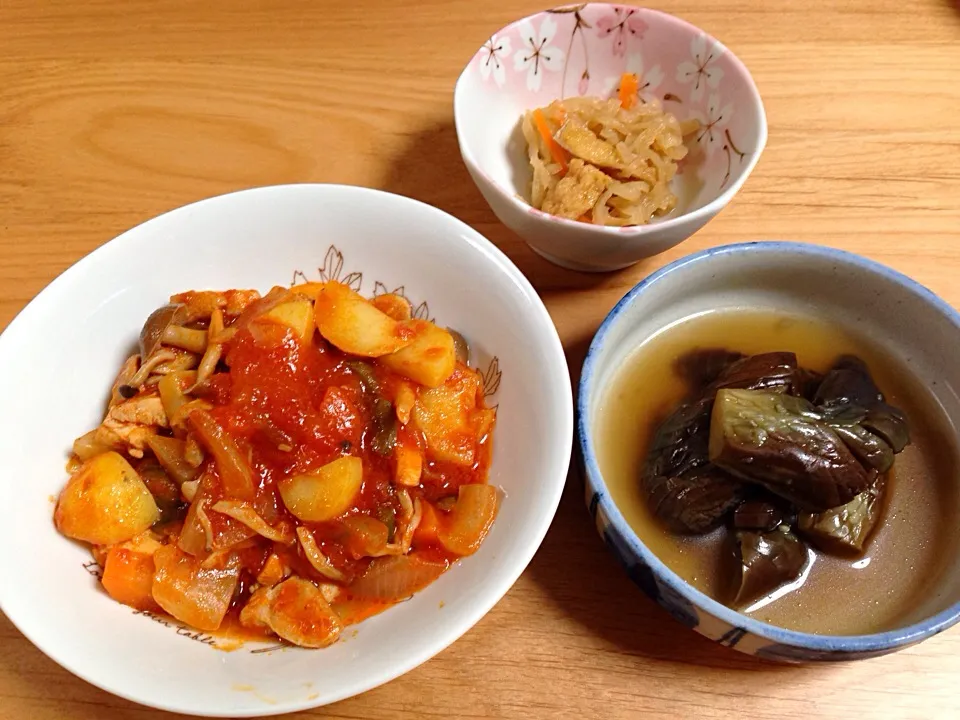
[
  {"x1": 102, "y1": 547, "x2": 158, "y2": 611},
  {"x1": 532, "y1": 109, "x2": 569, "y2": 172},
  {"x1": 619, "y1": 72, "x2": 639, "y2": 109},
  {"x1": 577, "y1": 212, "x2": 592, "y2": 223},
  {"x1": 413, "y1": 501, "x2": 441, "y2": 548}
]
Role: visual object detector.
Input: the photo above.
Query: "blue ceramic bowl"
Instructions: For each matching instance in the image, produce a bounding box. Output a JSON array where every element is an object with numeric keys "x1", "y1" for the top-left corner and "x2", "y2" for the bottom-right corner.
[{"x1": 578, "y1": 241, "x2": 960, "y2": 662}]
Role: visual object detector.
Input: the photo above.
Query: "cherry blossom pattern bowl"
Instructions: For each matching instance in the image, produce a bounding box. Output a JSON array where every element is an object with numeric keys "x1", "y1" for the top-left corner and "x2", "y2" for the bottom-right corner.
[
  {"x1": 454, "y1": 4, "x2": 767, "y2": 272},
  {"x1": 0, "y1": 185, "x2": 573, "y2": 716}
]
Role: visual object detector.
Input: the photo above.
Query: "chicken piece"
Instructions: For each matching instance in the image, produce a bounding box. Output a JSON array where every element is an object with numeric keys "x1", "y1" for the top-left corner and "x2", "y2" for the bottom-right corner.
[
  {"x1": 93, "y1": 394, "x2": 169, "y2": 458},
  {"x1": 540, "y1": 159, "x2": 612, "y2": 220},
  {"x1": 556, "y1": 118, "x2": 621, "y2": 168},
  {"x1": 108, "y1": 394, "x2": 169, "y2": 428},
  {"x1": 95, "y1": 419, "x2": 158, "y2": 458},
  {"x1": 240, "y1": 577, "x2": 342, "y2": 648}
]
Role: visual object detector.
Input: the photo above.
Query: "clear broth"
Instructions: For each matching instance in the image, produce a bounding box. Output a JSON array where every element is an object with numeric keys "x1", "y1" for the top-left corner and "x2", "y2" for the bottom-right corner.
[{"x1": 596, "y1": 310, "x2": 959, "y2": 635}]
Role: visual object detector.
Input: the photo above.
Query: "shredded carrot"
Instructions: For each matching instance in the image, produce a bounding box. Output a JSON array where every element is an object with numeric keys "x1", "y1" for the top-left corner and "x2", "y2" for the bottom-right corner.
[
  {"x1": 576, "y1": 213, "x2": 592, "y2": 223},
  {"x1": 619, "y1": 73, "x2": 639, "y2": 109},
  {"x1": 532, "y1": 109, "x2": 569, "y2": 172}
]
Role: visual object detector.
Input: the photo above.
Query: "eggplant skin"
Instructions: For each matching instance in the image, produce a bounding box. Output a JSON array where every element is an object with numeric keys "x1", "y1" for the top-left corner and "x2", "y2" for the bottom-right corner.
[
  {"x1": 711, "y1": 352, "x2": 799, "y2": 394},
  {"x1": 708, "y1": 389, "x2": 872, "y2": 511},
  {"x1": 734, "y1": 528, "x2": 809, "y2": 607},
  {"x1": 813, "y1": 355, "x2": 882, "y2": 407},
  {"x1": 672, "y1": 349, "x2": 745, "y2": 392},
  {"x1": 798, "y1": 475, "x2": 886, "y2": 555},
  {"x1": 642, "y1": 397, "x2": 746, "y2": 534},
  {"x1": 646, "y1": 467, "x2": 746, "y2": 534},
  {"x1": 734, "y1": 499, "x2": 785, "y2": 532},
  {"x1": 814, "y1": 355, "x2": 910, "y2": 454},
  {"x1": 644, "y1": 397, "x2": 713, "y2": 481}
]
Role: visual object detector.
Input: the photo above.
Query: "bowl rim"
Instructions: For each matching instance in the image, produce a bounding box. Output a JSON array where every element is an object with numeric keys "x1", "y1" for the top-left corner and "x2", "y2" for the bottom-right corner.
[
  {"x1": 577, "y1": 240, "x2": 960, "y2": 652},
  {"x1": 453, "y1": 3, "x2": 769, "y2": 238},
  {"x1": 0, "y1": 183, "x2": 574, "y2": 715}
]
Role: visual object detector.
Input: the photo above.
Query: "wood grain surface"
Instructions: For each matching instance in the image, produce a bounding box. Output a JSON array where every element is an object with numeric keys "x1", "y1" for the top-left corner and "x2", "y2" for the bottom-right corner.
[{"x1": 2, "y1": 0, "x2": 960, "y2": 718}]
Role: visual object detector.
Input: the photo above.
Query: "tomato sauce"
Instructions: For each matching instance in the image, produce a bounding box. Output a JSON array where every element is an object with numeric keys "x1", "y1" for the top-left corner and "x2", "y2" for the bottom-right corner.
[{"x1": 194, "y1": 323, "x2": 493, "y2": 637}]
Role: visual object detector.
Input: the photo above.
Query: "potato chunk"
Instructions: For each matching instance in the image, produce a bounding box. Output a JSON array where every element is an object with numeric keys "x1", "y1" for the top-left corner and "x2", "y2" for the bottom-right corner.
[
  {"x1": 314, "y1": 282, "x2": 415, "y2": 357},
  {"x1": 55, "y1": 451, "x2": 159, "y2": 545},
  {"x1": 413, "y1": 368, "x2": 482, "y2": 465},
  {"x1": 256, "y1": 294, "x2": 315, "y2": 343},
  {"x1": 278, "y1": 456, "x2": 363, "y2": 522},
  {"x1": 379, "y1": 320, "x2": 456, "y2": 388},
  {"x1": 371, "y1": 293, "x2": 412, "y2": 321}
]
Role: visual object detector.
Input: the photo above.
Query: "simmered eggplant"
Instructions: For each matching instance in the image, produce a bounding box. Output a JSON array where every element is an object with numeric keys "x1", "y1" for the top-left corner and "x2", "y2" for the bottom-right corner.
[
  {"x1": 639, "y1": 347, "x2": 913, "y2": 619},
  {"x1": 708, "y1": 389, "x2": 872, "y2": 511},
  {"x1": 643, "y1": 397, "x2": 746, "y2": 533},
  {"x1": 673, "y1": 349, "x2": 745, "y2": 391},
  {"x1": 642, "y1": 351, "x2": 807, "y2": 534},
  {"x1": 733, "y1": 500, "x2": 785, "y2": 532},
  {"x1": 646, "y1": 468, "x2": 746, "y2": 534},
  {"x1": 643, "y1": 397, "x2": 713, "y2": 481},
  {"x1": 828, "y1": 423, "x2": 894, "y2": 473},
  {"x1": 798, "y1": 475, "x2": 886, "y2": 555},
  {"x1": 734, "y1": 528, "x2": 809, "y2": 607},
  {"x1": 815, "y1": 355, "x2": 910, "y2": 453},
  {"x1": 711, "y1": 351, "x2": 799, "y2": 394}
]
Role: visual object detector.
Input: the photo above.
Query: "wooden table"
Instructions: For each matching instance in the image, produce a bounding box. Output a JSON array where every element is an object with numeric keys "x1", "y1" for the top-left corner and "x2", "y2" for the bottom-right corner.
[{"x1": 2, "y1": 1, "x2": 959, "y2": 717}]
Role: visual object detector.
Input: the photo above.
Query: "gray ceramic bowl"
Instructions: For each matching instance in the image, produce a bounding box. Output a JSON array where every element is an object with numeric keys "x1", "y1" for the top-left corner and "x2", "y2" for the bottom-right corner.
[{"x1": 578, "y1": 241, "x2": 960, "y2": 662}]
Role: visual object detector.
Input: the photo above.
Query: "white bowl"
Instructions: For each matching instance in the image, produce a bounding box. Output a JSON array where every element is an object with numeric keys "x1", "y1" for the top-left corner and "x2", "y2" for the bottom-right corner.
[
  {"x1": 0, "y1": 184, "x2": 573, "y2": 716},
  {"x1": 454, "y1": 4, "x2": 767, "y2": 272}
]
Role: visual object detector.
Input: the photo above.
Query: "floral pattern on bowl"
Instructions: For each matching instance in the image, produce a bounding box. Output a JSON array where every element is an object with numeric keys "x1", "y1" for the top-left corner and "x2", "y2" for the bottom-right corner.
[
  {"x1": 455, "y1": 4, "x2": 767, "y2": 272},
  {"x1": 470, "y1": 4, "x2": 756, "y2": 192}
]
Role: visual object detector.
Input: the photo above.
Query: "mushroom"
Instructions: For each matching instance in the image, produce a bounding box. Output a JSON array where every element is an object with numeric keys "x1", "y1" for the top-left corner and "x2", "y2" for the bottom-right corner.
[
  {"x1": 139, "y1": 304, "x2": 208, "y2": 358},
  {"x1": 447, "y1": 328, "x2": 470, "y2": 366}
]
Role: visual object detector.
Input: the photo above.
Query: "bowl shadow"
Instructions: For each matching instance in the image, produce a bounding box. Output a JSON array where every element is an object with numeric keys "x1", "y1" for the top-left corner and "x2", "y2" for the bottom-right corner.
[{"x1": 378, "y1": 120, "x2": 622, "y2": 293}]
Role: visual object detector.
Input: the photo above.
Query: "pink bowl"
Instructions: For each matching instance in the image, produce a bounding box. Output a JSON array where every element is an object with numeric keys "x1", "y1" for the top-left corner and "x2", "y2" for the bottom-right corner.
[{"x1": 454, "y1": 4, "x2": 767, "y2": 272}]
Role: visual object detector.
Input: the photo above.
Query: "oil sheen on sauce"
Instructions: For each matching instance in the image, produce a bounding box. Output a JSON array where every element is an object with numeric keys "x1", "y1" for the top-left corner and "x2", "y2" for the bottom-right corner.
[{"x1": 595, "y1": 309, "x2": 959, "y2": 635}]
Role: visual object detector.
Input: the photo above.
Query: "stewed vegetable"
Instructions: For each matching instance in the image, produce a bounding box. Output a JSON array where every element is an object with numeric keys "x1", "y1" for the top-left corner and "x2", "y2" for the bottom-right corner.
[{"x1": 54, "y1": 282, "x2": 499, "y2": 648}]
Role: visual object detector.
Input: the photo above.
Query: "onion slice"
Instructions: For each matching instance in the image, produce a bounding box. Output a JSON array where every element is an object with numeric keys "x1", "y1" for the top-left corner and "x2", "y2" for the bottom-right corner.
[
  {"x1": 211, "y1": 500, "x2": 294, "y2": 545},
  {"x1": 296, "y1": 527, "x2": 346, "y2": 582},
  {"x1": 348, "y1": 554, "x2": 448, "y2": 600}
]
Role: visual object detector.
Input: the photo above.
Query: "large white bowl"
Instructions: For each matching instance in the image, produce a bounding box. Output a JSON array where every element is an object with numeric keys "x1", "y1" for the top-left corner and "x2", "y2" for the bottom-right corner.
[
  {"x1": 454, "y1": 4, "x2": 767, "y2": 272},
  {"x1": 0, "y1": 184, "x2": 573, "y2": 716}
]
